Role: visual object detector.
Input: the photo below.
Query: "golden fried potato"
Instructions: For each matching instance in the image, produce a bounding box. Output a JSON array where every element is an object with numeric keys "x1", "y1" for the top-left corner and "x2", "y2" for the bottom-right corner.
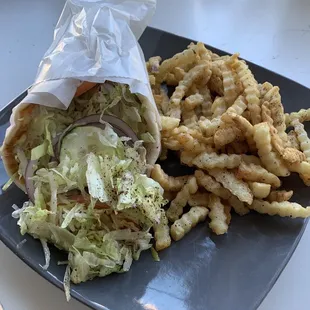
[
  {"x1": 147, "y1": 56, "x2": 162, "y2": 74},
  {"x1": 286, "y1": 108, "x2": 310, "y2": 125},
  {"x1": 161, "y1": 116, "x2": 180, "y2": 131},
  {"x1": 195, "y1": 170, "x2": 231, "y2": 199},
  {"x1": 232, "y1": 56, "x2": 261, "y2": 125},
  {"x1": 287, "y1": 130, "x2": 300, "y2": 150},
  {"x1": 166, "y1": 176, "x2": 198, "y2": 222},
  {"x1": 199, "y1": 87, "x2": 213, "y2": 118},
  {"x1": 198, "y1": 116, "x2": 222, "y2": 137},
  {"x1": 249, "y1": 200, "x2": 310, "y2": 218},
  {"x1": 240, "y1": 154, "x2": 262, "y2": 166},
  {"x1": 253, "y1": 122, "x2": 290, "y2": 177},
  {"x1": 153, "y1": 210, "x2": 171, "y2": 251},
  {"x1": 157, "y1": 48, "x2": 199, "y2": 83},
  {"x1": 267, "y1": 190, "x2": 293, "y2": 203},
  {"x1": 227, "y1": 195, "x2": 249, "y2": 215},
  {"x1": 193, "y1": 152, "x2": 241, "y2": 170},
  {"x1": 214, "y1": 126, "x2": 242, "y2": 149},
  {"x1": 182, "y1": 109, "x2": 198, "y2": 129},
  {"x1": 170, "y1": 206, "x2": 208, "y2": 241},
  {"x1": 188, "y1": 191, "x2": 210, "y2": 207},
  {"x1": 221, "y1": 112, "x2": 257, "y2": 152},
  {"x1": 248, "y1": 182, "x2": 271, "y2": 199},
  {"x1": 183, "y1": 94, "x2": 204, "y2": 111},
  {"x1": 263, "y1": 86, "x2": 287, "y2": 143},
  {"x1": 236, "y1": 161, "x2": 281, "y2": 187},
  {"x1": 208, "y1": 168, "x2": 253, "y2": 204},
  {"x1": 225, "y1": 95, "x2": 247, "y2": 115},
  {"x1": 151, "y1": 164, "x2": 189, "y2": 192},
  {"x1": 221, "y1": 62, "x2": 239, "y2": 105},
  {"x1": 291, "y1": 118, "x2": 310, "y2": 162},
  {"x1": 208, "y1": 194, "x2": 229, "y2": 235},
  {"x1": 211, "y1": 97, "x2": 227, "y2": 118},
  {"x1": 169, "y1": 61, "x2": 211, "y2": 118}
]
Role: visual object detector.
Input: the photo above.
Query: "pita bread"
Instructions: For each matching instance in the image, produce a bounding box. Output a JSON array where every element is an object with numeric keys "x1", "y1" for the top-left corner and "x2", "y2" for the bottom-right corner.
[{"x1": 1, "y1": 82, "x2": 161, "y2": 192}]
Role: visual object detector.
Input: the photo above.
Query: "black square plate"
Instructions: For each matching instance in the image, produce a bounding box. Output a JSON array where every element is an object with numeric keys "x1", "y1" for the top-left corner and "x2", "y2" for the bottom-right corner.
[{"x1": 0, "y1": 27, "x2": 309, "y2": 310}]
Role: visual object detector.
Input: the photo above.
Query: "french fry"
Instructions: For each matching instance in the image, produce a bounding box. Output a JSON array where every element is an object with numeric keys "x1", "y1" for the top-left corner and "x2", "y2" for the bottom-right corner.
[
  {"x1": 221, "y1": 62, "x2": 239, "y2": 105},
  {"x1": 157, "y1": 48, "x2": 199, "y2": 83},
  {"x1": 224, "y1": 205, "x2": 232, "y2": 225},
  {"x1": 248, "y1": 199, "x2": 310, "y2": 218},
  {"x1": 195, "y1": 170, "x2": 231, "y2": 199},
  {"x1": 288, "y1": 161, "x2": 310, "y2": 175},
  {"x1": 248, "y1": 182, "x2": 271, "y2": 199},
  {"x1": 267, "y1": 190, "x2": 293, "y2": 203},
  {"x1": 153, "y1": 210, "x2": 171, "y2": 251},
  {"x1": 227, "y1": 195, "x2": 249, "y2": 215},
  {"x1": 214, "y1": 126, "x2": 242, "y2": 148},
  {"x1": 225, "y1": 95, "x2": 247, "y2": 115},
  {"x1": 162, "y1": 137, "x2": 181, "y2": 151},
  {"x1": 253, "y1": 122, "x2": 290, "y2": 177},
  {"x1": 194, "y1": 42, "x2": 212, "y2": 61},
  {"x1": 147, "y1": 56, "x2": 162, "y2": 74},
  {"x1": 180, "y1": 151, "x2": 196, "y2": 167},
  {"x1": 193, "y1": 152, "x2": 242, "y2": 170},
  {"x1": 170, "y1": 206, "x2": 208, "y2": 241},
  {"x1": 199, "y1": 86, "x2": 213, "y2": 118},
  {"x1": 148, "y1": 74, "x2": 156, "y2": 86},
  {"x1": 291, "y1": 118, "x2": 310, "y2": 162},
  {"x1": 208, "y1": 194, "x2": 229, "y2": 235},
  {"x1": 232, "y1": 57, "x2": 261, "y2": 124},
  {"x1": 208, "y1": 168, "x2": 253, "y2": 204},
  {"x1": 261, "y1": 101, "x2": 273, "y2": 125},
  {"x1": 188, "y1": 191, "x2": 210, "y2": 207},
  {"x1": 242, "y1": 110, "x2": 251, "y2": 122},
  {"x1": 258, "y1": 82, "x2": 273, "y2": 99},
  {"x1": 169, "y1": 61, "x2": 211, "y2": 118},
  {"x1": 176, "y1": 133, "x2": 212, "y2": 154},
  {"x1": 165, "y1": 72, "x2": 179, "y2": 86},
  {"x1": 240, "y1": 154, "x2": 262, "y2": 166},
  {"x1": 198, "y1": 116, "x2": 221, "y2": 137},
  {"x1": 182, "y1": 109, "x2": 198, "y2": 129},
  {"x1": 161, "y1": 116, "x2": 180, "y2": 131},
  {"x1": 151, "y1": 164, "x2": 189, "y2": 192},
  {"x1": 183, "y1": 94, "x2": 204, "y2": 111},
  {"x1": 261, "y1": 106, "x2": 306, "y2": 163},
  {"x1": 286, "y1": 108, "x2": 310, "y2": 125},
  {"x1": 263, "y1": 86, "x2": 287, "y2": 143},
  {"x1": 287, "y1": 130, "x2": 300, "y2": 150},
  {"x1": 287, "y1": 161, "x2": 310, "y2": 185},
  {"x1": 236, "y1": 161, "x2": 281, "y2": 187},
  {"x1": 208, "y1": 61, "x2": 224, "y2": 95},
  {"x1": 211, "y1": 97, "x2": 227, "y2": 118},
  {"x1": 166, "y1": 177, "x2": 198, "y2": 222},
  {"x1": 221, "y1": 112, "x2": 257, "y2": 151}
]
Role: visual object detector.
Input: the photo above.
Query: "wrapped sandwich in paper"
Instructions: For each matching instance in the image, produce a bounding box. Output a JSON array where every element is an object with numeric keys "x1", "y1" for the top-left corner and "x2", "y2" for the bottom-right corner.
[{"x1": 1, "y1": 0, "x2": 168, "y2": 289}]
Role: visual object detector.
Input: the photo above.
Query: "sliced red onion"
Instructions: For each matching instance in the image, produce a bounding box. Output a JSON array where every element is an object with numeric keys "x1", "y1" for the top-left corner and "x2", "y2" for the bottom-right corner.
[
  {"x1": 54, "y1": 114, "x2": 138, "y2": 160},
  {"x1": 25, "y1": 159, "x2": 38, "y2": 203}
]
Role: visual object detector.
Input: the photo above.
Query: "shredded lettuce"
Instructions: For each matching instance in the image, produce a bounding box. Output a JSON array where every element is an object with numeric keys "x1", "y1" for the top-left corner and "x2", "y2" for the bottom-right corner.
[{"x1": 14, "y1": 123, "x2": 166, "y2": 285}]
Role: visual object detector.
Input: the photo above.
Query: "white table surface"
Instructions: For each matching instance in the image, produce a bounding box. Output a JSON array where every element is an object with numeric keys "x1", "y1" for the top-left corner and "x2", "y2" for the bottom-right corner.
[{"x1": 0, "y1": 0, "x2": 309, "y2": 309}]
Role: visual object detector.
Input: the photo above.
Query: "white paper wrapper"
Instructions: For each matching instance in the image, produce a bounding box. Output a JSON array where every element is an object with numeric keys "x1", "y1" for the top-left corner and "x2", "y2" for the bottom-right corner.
[{"x1": 21, "y1": 0, "x2": 157, "y2": 112}]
